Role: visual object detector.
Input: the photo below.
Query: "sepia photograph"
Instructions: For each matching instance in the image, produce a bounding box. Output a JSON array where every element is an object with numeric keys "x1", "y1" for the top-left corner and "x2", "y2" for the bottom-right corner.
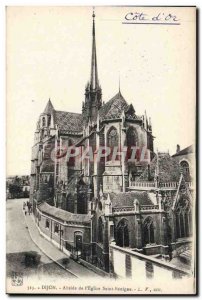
[{"x1": 6, "y1": 6, "x2": 196, "y2": 295}]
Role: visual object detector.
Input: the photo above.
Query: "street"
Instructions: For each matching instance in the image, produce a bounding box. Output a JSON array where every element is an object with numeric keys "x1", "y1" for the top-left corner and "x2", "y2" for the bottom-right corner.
[
  {"x1": 6, "y1": 198, "x2": 100, "y2": 281},
  {"x1": 6, "y1": 199, "x2": 75, "y2": 280}
]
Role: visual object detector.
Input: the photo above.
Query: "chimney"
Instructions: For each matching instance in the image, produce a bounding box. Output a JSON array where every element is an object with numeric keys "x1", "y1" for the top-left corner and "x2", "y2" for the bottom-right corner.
[{"x1": 176, "y1": 144, "x2": 180, "y2": 153}]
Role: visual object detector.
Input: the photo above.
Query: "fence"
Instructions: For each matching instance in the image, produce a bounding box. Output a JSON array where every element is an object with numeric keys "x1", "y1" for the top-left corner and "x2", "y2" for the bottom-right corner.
[
  {"x1": 130, "y1": 181, "x2": 193, "y2": 190},
  {"x1": 130, "y1": 181, "x2": 156, "y2": 188}
]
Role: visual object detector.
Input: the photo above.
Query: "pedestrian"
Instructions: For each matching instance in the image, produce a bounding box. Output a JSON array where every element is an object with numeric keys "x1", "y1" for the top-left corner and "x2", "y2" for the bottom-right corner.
[
  {"x1": 24, "y1": 205, "x2": 28, "y2": 216},
  {"x1": 27, "y1": 202, "x2": 31, "y2": 215}
]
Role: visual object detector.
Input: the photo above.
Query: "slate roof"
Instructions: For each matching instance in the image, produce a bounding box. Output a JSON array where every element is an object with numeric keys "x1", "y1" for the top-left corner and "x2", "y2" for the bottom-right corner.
[
  {"x1": 38, "y1": 202, "x2": 91, "y2": 223},
  {"x1": 104, "y1": 191, "x2": 154, "y2": 207},
  {"x1": 43, "y1": 99, "x2": 54, "y2": 115},
  {"x1": 99, "y1": 91, "x2": 142, "y2": 122},
  {"x1": 99, "y1": 92, "x2": 129, "y2": 120},
  {"x1": 172, "y1": 145, "x2": 194, "y2": 157},
  {"x1": 53, "y1": 110, "x2": 84, "y2": 133},
  {"x1": 41, "y1": 93, "x2": 142, "y2": 134},
  {"x1": 138, "y1": 153, "x2": 182, "y2": 182}
]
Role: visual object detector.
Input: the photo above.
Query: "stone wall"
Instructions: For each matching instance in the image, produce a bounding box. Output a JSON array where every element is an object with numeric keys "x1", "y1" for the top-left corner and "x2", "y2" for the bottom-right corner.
[
  {"x1": 36, "y1": 209, "x2": 91, "y2": 254},
  {"x1": 110, "y1": 243, "x2": 191, "y2": 280}
]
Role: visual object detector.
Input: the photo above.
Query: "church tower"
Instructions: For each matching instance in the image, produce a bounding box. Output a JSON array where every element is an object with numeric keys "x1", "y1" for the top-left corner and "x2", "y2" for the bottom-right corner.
[
  {"x1": 38, "y1": 99, "x2": 54, "y2": 141},
  {"x1": 82, "y1": 11, "x2": 102, "y2": 124}
]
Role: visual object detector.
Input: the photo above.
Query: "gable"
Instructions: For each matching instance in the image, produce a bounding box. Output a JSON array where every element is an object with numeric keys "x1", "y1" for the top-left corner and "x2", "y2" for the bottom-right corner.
[{"x1": 172, "y1": 174, "x2": 193, "y2": 210}]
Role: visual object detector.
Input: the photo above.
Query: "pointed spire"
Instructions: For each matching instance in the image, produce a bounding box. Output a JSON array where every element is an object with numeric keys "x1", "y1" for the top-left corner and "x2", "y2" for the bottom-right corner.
[
  {"x1": 144, "y1": 110, "x2": 148, "y2": 129},
  {"x1": 149, "y1": 117, "x2": 152, "y2": 126},
  {"x1": 148, "y1": 116, "x2": 152, "y2": 132},
  {"x1": 90, "y1": 10, "x2": 98, "y2": 90},
  {"x1": 96, "y1": 110, "x2": 100, "y2": 131},
  {"x1": 99, "y1": 184, "x2": 103, "y2": 198},
  {"x1": 106, "y1": 193, "x2": 111, "y2": 205},
  {"x1": 154, "y1": 150, "x2": 159, "y2": 188},
  {"x1": 105, "y1": 194, "x2": 112, "y2": 215},
  {"x1": 156, "y1": 150, "x2": 159, "y2": 177},
  {"x1": 43, "y1": 98, "x2": 54, "y2": 114},
  {"x1": 119, "y1": 73, "x2": 121, "y2": 94}
]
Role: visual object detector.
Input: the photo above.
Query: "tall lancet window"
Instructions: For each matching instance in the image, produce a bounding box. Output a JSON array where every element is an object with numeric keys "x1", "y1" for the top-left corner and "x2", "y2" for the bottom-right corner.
[
  {"x1": 143, "y1": 217, "x2": 155, "y2": 245},
  {"x1": 116, "y1": 219, "x2": 129, "y2": 247},
  {"x1": 98, "y1": 217, "x2": 103, "y2": 243},
  {"x1": 107, "y1": 126, "x2": 118, "y2": 161},
  {"x1": 126, "y1": 127, "x2": 139, "y2": 161},
  {"x1": 175, "y1": 194, "x2": 192, "y2": 239},
  {"x1": 126, "y1": 127, "x2": 138, "y2": 147}
]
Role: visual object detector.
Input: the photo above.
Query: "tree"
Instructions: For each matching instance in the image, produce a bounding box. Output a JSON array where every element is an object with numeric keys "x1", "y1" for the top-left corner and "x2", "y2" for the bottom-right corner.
[{"x1": 9, "y1": 183, "x2": 22, "y2": 198}]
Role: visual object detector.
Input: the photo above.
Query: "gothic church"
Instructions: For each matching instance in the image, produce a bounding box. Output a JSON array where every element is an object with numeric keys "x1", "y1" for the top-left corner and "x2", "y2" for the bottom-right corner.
[{"x1": 30, "y1": 12, "x2": 194, "y2": 274}]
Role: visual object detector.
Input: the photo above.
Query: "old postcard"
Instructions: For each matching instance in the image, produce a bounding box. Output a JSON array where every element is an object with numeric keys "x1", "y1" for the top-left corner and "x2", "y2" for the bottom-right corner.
[{"x1": 6, "y1": 6, "x2": 196, "y2": 295}]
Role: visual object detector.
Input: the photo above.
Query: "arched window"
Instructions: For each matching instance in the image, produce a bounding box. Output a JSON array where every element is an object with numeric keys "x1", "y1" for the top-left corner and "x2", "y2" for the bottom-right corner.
[
  {"x1": 175, "y1": 195, "x2": 191, "y2": 239},
  {"x1": 47, "y1": 115, "x2": 51, "y2": 126},
  {"x1": 42, "y1": 116, "x2": 46, "y2": 127},
  {"x1": 143, "y1": 217, "x2": 155, "y2": 245},
  {"x1": 68, "y1": 139, "x2": 75, "y2": 167},
  {"x1": 116, "y1": 219, "x2": 129, "y2": 247},
  {"x1": 180, "y1": 161, "x2": 190, "y2": 175},
  {"x1": 126, "y1": 126, "x2": 138, "y2": 147},
  {"x1": 126, "y1": 127, "x2": 139, "y2": 162},
  {"x1": 98, "y1": 217, "x2": 103, "y2": 243},
  {"x1": 107, "y1": 126, "x2": 118, "y2": 147},
  {"x1": 107, "y1": 127, "x2": 118, "y2": 161}
]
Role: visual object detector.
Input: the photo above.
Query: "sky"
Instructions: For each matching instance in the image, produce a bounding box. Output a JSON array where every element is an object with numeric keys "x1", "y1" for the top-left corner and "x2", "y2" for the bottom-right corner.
[{"x1": 6, "y1": 6, "x2": 196, "y2": 176}]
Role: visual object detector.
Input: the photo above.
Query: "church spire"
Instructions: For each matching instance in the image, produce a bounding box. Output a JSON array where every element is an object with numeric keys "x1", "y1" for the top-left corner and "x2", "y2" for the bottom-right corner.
[
  {"x1": 83, "y1": 10, "x2": 102, "y2": 124},
  {"x1": 90, "y1": 10, "x2": 98, "y2": 90},
  {"x1": 43, "y1": 98, "x2": 54, "y2": 114}
]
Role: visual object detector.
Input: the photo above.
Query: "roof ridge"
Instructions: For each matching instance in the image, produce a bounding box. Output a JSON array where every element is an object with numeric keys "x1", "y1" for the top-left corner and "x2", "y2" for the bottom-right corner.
[
  {"x1": 40, "y1": 202, "x2": 90, "y2": 217},
  {"x1": 55, "y1": 110, "x2": 82, "y2": 116},
  {"x1": 172, "y1": 145, "x2": 194, "y2": 157}
]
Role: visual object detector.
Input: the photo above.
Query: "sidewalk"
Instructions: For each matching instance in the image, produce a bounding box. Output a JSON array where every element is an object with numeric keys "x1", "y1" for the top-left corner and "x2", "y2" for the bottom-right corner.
[{"x1": 24, "y1": 212, "x2": 101, "y2": 278}]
